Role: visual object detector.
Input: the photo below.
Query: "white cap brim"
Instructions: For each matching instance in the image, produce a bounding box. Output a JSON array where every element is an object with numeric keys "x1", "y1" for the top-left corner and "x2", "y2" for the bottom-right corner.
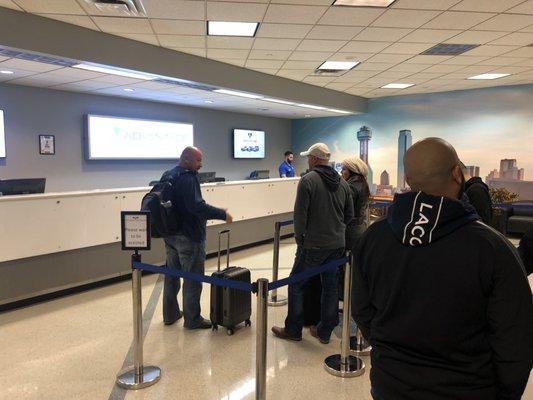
[{"x1": 300, "y1": 151, "x2": 310, "y2": 157}]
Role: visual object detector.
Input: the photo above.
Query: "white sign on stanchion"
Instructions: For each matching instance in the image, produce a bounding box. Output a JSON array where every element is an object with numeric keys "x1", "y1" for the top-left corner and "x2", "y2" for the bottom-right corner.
[{"x1": 121, "y1": 211, "x2": 151, "y2": 251}]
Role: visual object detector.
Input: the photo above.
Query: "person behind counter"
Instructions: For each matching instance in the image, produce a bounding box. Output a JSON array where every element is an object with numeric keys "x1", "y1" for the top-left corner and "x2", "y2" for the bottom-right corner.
[{"x1": 279, "y1": 151, "x2": 295, "y2": 178}]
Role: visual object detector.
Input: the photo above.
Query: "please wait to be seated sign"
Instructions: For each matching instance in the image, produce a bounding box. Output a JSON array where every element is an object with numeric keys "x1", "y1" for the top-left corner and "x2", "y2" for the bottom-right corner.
[{"x1": 121, "y1": 211, "x2": 151, "y2": 251}]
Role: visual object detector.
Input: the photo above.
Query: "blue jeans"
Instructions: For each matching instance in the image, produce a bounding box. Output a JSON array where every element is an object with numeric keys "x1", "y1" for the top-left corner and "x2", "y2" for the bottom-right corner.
[
  {"x1": 163, "y1": 235, "x2": 206, "y2": 328},
  {"x1": 285, "y1": 246, "x2": 344, "y2": 341}
]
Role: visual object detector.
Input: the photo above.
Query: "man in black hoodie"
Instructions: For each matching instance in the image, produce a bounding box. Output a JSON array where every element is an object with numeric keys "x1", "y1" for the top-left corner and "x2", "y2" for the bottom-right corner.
[
  {"x1": 460, "y1": 162, "x2": 493, "y2": 224},
  {"x1": 352, "y1": 138, "x2": 533, "y2": 400},
  {"x1": 272, "y1": 142, "x2": 354, "y2": 344}
]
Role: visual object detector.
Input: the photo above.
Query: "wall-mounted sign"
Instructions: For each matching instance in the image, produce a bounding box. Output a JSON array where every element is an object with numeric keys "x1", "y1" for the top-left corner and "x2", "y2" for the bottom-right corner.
[
  {"x1": 39, "y1": 134, "x2": 55, "y2": 155},
  {"x1": 121, "y1": 211, "x2": 151, "y2": 251}
]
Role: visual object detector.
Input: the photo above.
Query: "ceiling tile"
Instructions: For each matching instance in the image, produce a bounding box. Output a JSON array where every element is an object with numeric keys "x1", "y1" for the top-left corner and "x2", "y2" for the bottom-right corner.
[
  {"x1": 423, "y1": 11, "x2": 496, "y2": 30},
  {"x1": 388, "y1": 63, "x2": 433, "y2": 72},
  {"x1": 289, "y1": 51, "x2": 334, "y2": 61},
  {"x1": 0, "y1": 68, "x2": 39, "y2": 81},
  {"x1": 213, "y1": 59, "x2": 246, "y2": 67},
  {"x1": 158, "y1": 35, "x2": 205, "y2": 48},
  {"x1": 488, "y1": 32, "x2": 533, "y2": 46},
  {"x1": 391, "y1": 0, "x2": 462, "y2": 10},
  {"x1": 119, "y1": 34, "x2": 159, "y2": 45},
  {"x1": 169, "y1": 47, "x2": 207, "y2": 57},
  {"x1": 38, "y1": 14, "x2": 99, "y2": 30},
  {"x1": 303, "y1": 76, "x2": 336, "y2": 86},
  {"x1": 340, "y1": 41, "x2": 392, "y2": 53},
  {"x1": 462, "y1": 45, "x2": 519, "y2": 57},
  {"x1": 455, "y1": 65, "x2": 497, "y2": 74},
  {"x1": 489, "y1": 66, "x2": 533, "y2": 74},
  {"x1": 93, "y1": 17, "x2": 153, "y2": 34},
  {"x1": 143, "y1": 0, "x2": 205, "y2": 20},
  {"x1": 399, "y1": 29, "x2": 462, "y2": 43},
  {"x1": 256, "y1": 23, "x2": 312, "y2": 38},
  {"x1": 207, "y1": 2, "x2": 268, "y2": 22},
  {"x1": 405, "y1": 54, "x2": 453, "y2": 63},
  {"x1": 307, "y1": 25, "x2": 364, "y2": 40},
  {"x1": 0, "y1": 0, "x2": 22, "y2": 10},
  {"x1": 513, "y1": 58, "x2": 533, "y2": 66},
  {"x1": 282, "y1": 60, "x2": 321, "y2": 70},
  {"x1": 472, "y1": 14, "x2": 533, "y2": 32},
  {"x1": 248, "y1": 68, "x2": 278, "y2": 74},
  {"x1": 296, "y1": 40, "x2": 347, "y2": 52},
  {"x1": 371, "y1": 9, "x2": 441, "y2": 28},
  {"x1": 49, "y1": 67, "x2": 104, "y2": 80},
  {"x1": 381, "y1": 42, "x2": 433, "y2": 54},
  {"x1": 318, "y1": 7, "x2": 385, "y2": 26},
  {"x1": 207, "y1": 37, "x2": 254, "y2": 49},
  {"x1": 271, "y1": 0, "x2": 331, "y2": 4},
  {"x1": 346, "y1": 87, "x2": 372, "y2": 95},
  {"x1": 372, "y1": 70, "x2": 414, "y2": 78},
  {"x1": 439, "y1": 55, "x2": 490, "y2": 65},
  {"x1": 477, "y1": 56, "x2": 529, "y2": 66},
  {"x1": 151, "y1": 20, "x2": 205, "y2": 35},
  {"x1": 356, "y1": 63, "x2": 396, "y2": 71},
  {"x1": 354, "y1": 27, "x2": 413, "y2": 42},
  {"x1": 248, "y1": 49, "x2": 292, "y2": 60},
  {"x1": 503, "y1": 47, "x2": 533, "y2": 57},
  {"x1": 421, "y1": 64, "x2": 465, "y2": 73},
  {"x1": 0, "y1": 58, "x2": 63, "y2": 72},
  {"x1": 506, "y1": 0, "x2": 533, "y2": 14},
  {"x1": 51, "y1": 80, "x2": 116, "y2": 90},
  {"x1": 93, "y1": 75, "x2": 143, "y2": 85},
  {"x1": 253, "y1": 38, "x2": 301, "y2": 50},
  {"x1": 207, "y1": 48, "x2": 249, "y2": 58},
  {"x1": 264, "y1": 4, "x2": 327, "y2": 24},
  {"x1": 331, "y1": 52, "x2": 375, "y2": 62},
  {"x1": 13, "y1": 0, "x2": 84, "y2": 14},
  {"x1": 245, "y1": 59, "x2": 284, "y2": 69},
  {"x1": 451, "y1": 0, "x2": 525, "y2": 13},
  {"x1": 366, "y1": 53, "x2": 413, "y2": 63},
  {"x1": 276, "y1": 69, "x2": 310, "y2": 80},
  {"x1": 444, "y1": 30, "x2": 509, "y2": 44},
  {"x1": 325, "y1": 82, "x2": 355, "y2": 91}
]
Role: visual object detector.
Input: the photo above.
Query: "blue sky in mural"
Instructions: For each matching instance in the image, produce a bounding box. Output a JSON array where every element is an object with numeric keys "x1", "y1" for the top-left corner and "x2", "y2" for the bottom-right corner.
[{"x1": 292, "y1": 84, "x2": 533, "y2": 189}]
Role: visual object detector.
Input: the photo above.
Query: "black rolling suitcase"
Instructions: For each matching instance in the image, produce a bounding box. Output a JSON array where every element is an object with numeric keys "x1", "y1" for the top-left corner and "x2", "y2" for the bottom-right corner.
[{"x1": 210, "y1": 229, "x2": 252, "y2": 335}]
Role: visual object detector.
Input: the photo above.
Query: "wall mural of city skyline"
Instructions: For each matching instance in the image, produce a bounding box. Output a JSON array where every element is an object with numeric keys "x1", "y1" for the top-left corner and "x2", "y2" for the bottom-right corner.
[{"x1": 292, "y1": 84, "x2": 533, "y2": 200}]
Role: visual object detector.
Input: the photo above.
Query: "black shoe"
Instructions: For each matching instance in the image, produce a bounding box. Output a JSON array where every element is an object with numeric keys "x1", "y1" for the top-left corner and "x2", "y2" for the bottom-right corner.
[
  {"x1": 164, "y1": 311, "x2": 183, "y2": 326},
  {"x1": 186, "y1": 318, "x2": 212, "y2": 330},
  {"x1": 309, "y1": 325, "x2": 330, "y2": 344}
]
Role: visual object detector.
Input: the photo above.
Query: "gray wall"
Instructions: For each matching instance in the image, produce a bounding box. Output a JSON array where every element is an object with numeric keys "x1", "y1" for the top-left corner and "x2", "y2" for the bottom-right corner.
[{"x1": 0, "y1": 83, "x2": 292, "y2": 192}]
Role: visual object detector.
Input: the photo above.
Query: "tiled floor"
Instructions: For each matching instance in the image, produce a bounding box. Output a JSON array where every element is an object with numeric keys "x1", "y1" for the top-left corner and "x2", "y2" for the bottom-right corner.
[{"x1": 0, "y1": 238, "x2": 531, "y2": 400}]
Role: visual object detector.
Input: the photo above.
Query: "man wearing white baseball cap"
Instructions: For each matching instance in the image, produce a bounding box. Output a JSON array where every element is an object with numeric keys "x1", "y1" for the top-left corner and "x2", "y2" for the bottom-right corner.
[{"x1": 272, "y1": 142, "x2": 354, "y2": 344}]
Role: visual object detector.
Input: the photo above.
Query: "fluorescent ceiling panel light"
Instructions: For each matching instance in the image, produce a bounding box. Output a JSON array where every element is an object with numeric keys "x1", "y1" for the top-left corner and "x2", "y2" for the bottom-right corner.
[
  {"x1": 204, "y1": 100, "x2": 214, "y2": 103},
  {"x1": 214, "y1": 89, "x2": 263, "y2": 99},
  {"x1": 381, "y1": 83, "x2": 415, "y2": 89},
  {"x1": 0, "y1": 70, "x2": 14, "y2": 74},
  {"x1": 296, "y1": 103, "x2": 328, "y2": 110},
  {"x1": 263, "y1": 98, "x2": 296, "y2": 105},
  {"x1": 467, "y1": 73, "x2": 510, "y2": 80},
  {"x1": 333, "y1": 0, "x2": 396, "y2": 7},
  {"x1": 123, "y1": 88, "x2": 135, "y2": 92},
  {"x1": 318, "y1": 61, "x2": 359, "y2": 71},
  {"x1": 73, "y1": 63, "x2": 155, "y2": 80},
  {"x1": 208, "y1": 21, "x2": 259, "y2": 37},
  {"x1": 328, "y1": 109, "x2": 351, "y2": 114}
]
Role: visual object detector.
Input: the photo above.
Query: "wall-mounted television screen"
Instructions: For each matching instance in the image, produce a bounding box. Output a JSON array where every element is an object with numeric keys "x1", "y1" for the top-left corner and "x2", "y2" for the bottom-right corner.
[
  {"x1": 233, "y1": 129, "x2": 265, "y2": 159},
  {"x1": 86, "y1": 115, "x2": 194, "y2": 160},
  {"x1": 0, "y1": 110, "x2": 5, "y2": 158}
]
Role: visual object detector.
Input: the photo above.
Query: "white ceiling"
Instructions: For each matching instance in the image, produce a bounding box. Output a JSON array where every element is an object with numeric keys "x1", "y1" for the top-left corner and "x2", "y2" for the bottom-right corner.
[{"x1": 0, "y1": 0, "x2": 532, "y2": 100}]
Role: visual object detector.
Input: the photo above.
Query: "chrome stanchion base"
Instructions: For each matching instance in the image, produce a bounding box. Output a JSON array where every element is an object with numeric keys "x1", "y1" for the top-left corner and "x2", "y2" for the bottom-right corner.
[
  {"x1": 267, "y1": 294, "x2": 287, "y2": 307},
  {"x1": 350, "y1": 335, "x2": 372, "y2": 356},
  {"x1": 324, "y1": 354, "x2": 365, "y2": 378},
  {"x1": 116, "y1": 366, "x2": 161, "y2": 390}
]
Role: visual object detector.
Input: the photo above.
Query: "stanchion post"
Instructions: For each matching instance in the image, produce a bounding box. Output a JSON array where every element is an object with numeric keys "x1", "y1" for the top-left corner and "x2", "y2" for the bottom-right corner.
[
  {"x1": 268, "y1": 222, "x2": 287, "y2": 306},
  {"x1": 116, "y1": 251, "x2": 161, "y2": 390},
  {"x1": 350, "y1": 327, "x2": 372, "y2": 356},
  {"x1": 324, "y1": 254, "x2": 365, "y2": 378},
  {"x1": 256, "y1": 278, "x2": 269, "y2": 400}
]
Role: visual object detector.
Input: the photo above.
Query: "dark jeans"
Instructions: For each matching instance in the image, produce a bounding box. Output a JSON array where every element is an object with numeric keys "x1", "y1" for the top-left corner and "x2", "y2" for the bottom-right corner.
[
  {"x1": 371, "y1": 388, "x2": 385, "y2": 400},
  {"x1": 163, "y1": 234, "x2": 206, "y2": 328},
  {"x1": 285, "y1": 246, "x2": 344, "y2": 341}
]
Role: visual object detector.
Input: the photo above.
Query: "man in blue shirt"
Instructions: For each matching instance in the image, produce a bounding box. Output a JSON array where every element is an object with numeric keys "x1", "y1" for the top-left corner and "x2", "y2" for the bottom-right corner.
[{"x1": 279, "y1": 151, "x2": 295, "y2": 178}]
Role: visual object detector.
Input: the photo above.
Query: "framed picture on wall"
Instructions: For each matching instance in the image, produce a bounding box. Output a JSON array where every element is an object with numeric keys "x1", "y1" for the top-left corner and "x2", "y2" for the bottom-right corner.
[{"x1": 39, "y1": 134, "x2": 55, "y2": 155}]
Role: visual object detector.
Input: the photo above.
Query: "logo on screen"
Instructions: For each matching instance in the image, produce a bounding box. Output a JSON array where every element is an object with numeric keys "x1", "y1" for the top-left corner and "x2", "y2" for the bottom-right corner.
[{"x1": 248, "y1": 132, "x2": 253, "y2": 138}]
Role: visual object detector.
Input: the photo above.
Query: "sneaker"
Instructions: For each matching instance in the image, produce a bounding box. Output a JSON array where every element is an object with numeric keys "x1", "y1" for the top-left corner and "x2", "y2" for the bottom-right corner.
[
  {"x1": 271, "y1": 326, "x2": 302, "y2": 341},
  {"x1": 164, "y1": 311, "x2": 183, "y2": 326},
  {"x1": 309, "y1": 325, "x2": 330, "y2": 344},
  {"x1": 185, "y1": 318, "x2": 212, "y2": 330}
]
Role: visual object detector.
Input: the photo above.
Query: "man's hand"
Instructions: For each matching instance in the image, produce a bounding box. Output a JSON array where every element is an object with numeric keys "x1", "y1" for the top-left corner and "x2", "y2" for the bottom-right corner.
[{"x1": 225, "y1": 211, "x2": 233, "y2": 223}]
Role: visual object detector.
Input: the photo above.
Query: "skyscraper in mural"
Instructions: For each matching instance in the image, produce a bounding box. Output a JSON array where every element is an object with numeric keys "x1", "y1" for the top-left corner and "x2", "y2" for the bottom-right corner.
[
  {"x1": 397, "y1": 129, "x2": 412, "y2": 190},
  {"x1": 357, "y1": 126, "x2": 373, "y2": 185},
  {"x1": 465, "y1": 165, "x2": 480, "y2": 177}
]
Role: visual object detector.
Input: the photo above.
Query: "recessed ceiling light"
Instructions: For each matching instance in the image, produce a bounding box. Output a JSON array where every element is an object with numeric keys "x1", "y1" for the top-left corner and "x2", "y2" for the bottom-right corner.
[
  {"x1": 296, "y1": 103, "x2": 328, "y2": 110},
  {"x1": 123, "y1": 88, "x2": 135, "y2": 92},
  {"x1": 467, "y1": 73, "x2": 511, "y2": 80},
  {"x1": 0, "y1": 70, "x2": 14, "y2": 75},
  {"x1": 207, "y1": 21, "x2": 259, "y2": 37},
  {"x1": 318, "y1": 61, "x2": 359, "y2": 71},
  {"x1": 73, "y1": 63, "x2": 155, "y2": 80},
  {"x1": 214, "y1": 89, "x2": 263, "y2": 99},
  {"x1": 381, "y1": 83, "x2": 415, "y2": 89},
  {"x1": 328, "y1": 109, "x2": 351, "y2": 114},
  {"x1": 263, "y1": 98, "x2": 295, "y2": 105},
  {"x1": 333, "y1": 0, "x2": 396, "y2": 7}
]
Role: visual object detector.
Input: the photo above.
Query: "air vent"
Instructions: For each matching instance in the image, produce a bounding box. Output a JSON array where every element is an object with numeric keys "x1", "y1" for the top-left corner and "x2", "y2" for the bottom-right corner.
[
  {"x1": 0, "y1": 46, "x2": 77, "y2": 67},
  {"x1": 421, "y1": 43, "x2": 479, "y2": 56},
  {"x1": 154, "y1": 78, "x2": 215, "y2": 92},
  {"x1": 83, "y1": 0, "x2": 147, "y2": 17}
]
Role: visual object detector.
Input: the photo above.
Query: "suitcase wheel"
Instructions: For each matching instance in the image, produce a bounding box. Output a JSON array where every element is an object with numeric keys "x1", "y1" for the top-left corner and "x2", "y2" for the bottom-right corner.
[
  {"x1": 212, "y1": 324, "x2": 218, "y2": 332},
  {"x1": 245, "y1": 319, "x2": 251, "y2": 327},
  {"x1": 227, "y1": 328, "x2": 234, "y2": 336}
]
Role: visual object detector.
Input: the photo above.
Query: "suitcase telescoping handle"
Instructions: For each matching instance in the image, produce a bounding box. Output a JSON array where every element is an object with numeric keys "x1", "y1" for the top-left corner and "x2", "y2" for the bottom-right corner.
[{"x1": 217, "y1": 229, "x2": 230, "y2": 272}]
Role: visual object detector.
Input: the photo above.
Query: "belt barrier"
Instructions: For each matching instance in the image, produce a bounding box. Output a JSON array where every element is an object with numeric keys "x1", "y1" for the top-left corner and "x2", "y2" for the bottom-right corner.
[
  {"x1": 278, "y1": 220, "x2": 294, "y2": 227},
  {"x1": 132, "y1": 256, "x2": 349, "y2": 293}
]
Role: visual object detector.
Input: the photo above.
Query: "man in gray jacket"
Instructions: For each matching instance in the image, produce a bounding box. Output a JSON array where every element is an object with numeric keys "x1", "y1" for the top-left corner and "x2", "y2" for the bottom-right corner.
[{"x1": 272, "y1": 143, "x2": 354, "y2": 344}]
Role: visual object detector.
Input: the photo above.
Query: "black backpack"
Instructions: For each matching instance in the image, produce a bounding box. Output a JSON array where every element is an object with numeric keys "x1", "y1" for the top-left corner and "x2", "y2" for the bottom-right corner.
[{"x1": 140, "y1": 172, "x2": 181, "y2": 238}]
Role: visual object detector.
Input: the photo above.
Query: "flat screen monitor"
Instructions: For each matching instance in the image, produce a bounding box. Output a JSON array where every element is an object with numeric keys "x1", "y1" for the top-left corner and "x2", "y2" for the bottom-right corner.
[
  {"x1": 0, "y1": 110, "x2": 5, "y2": 158},
  {"x1": 233, "y1": 129, "x2": 265, "y2": 159},
  {"x1": 86, "y1": 115, "x2": 194, "y2": 160},
  {"x1": 0, "y1": 178, "x2": 46, "y2": 196}
]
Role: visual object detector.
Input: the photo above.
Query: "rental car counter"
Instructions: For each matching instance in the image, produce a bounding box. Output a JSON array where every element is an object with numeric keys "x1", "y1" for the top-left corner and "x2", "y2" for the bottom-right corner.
[{"x1": 0, "y1": 177, "x2": 298, "y2": 307}]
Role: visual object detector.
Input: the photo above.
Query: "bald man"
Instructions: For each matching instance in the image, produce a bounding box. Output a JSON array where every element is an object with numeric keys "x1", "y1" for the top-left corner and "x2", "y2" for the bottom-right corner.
[
  {"x1": 160, "y1": 146, "x2": 233, "y2": 329},
  {"x1": 352, "y1": 138, "x2": 533, "y2": 400}
]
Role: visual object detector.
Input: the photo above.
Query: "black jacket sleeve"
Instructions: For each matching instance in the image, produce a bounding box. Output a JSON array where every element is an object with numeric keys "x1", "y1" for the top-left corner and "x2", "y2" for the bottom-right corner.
[
  {"x1": 466, "y1": 185, "x2": 492, "y2": 224},
  {"x1": 487, "y1": 239, "x2": 533, "y2": 400},
  {"x1": 181, "y1": 175, "x2": 227, "y2": 221},
  {"x1": 351, "y1": 234, "x2": 375, "y2": 340}
]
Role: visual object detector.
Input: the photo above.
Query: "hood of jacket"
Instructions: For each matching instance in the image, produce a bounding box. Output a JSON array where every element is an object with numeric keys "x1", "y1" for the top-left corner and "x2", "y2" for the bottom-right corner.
[
  {"x1": 313, "y1": 165, "x2": 340, "y2": 192},
  {"x1": 387, "y1": 191, "x2": 479, "y2": 247}
]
